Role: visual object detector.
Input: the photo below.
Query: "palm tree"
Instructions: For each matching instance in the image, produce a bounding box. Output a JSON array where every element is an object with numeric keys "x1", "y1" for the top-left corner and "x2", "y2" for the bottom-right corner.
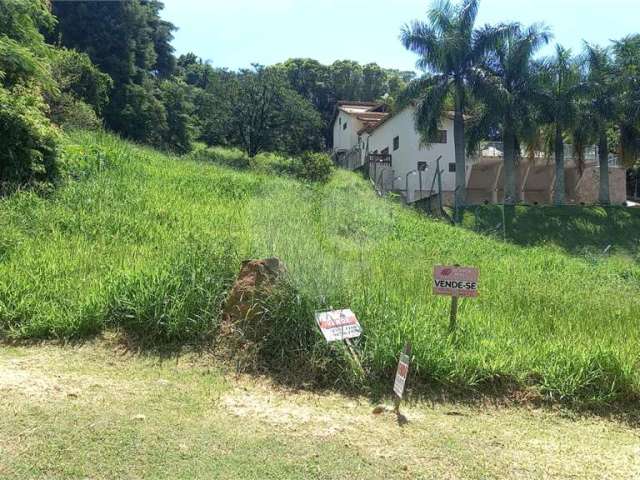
[
  {"x1": 612, "y1": 35, "x2": 640, "y2": 168},
  {"x1": 400, "y1": 0, "x2": 512, "y2": 216},
  {"x1": 572, "y1": 43, "x2": 617, "y2": 204},
  {"x1": 469, "y1": 24, "x2": 552, "y2": 205},
  {"x1": 537, "y1": 46, "x2": 583, "y2": 205}
]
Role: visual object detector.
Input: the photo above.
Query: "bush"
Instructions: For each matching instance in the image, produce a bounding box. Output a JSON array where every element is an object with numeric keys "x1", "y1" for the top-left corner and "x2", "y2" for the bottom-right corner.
[
  {"x1": 50, "y1": 93, "x2": 103, "y2": 131},
  {"x1": 188, "y1": 147, "x2": 333, "y2": 183},
  {"x1": 294, "y1": 151, "x2": 334, "y2": 183},
  {"x1": 0, "y1": 85, "x2": 59, "y2": 186}
]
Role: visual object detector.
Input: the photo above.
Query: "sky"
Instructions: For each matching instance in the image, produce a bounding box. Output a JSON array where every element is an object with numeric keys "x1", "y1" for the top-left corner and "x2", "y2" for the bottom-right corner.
[{"x1": 162, "y1": 0, "x2": 640, "y2": 72}]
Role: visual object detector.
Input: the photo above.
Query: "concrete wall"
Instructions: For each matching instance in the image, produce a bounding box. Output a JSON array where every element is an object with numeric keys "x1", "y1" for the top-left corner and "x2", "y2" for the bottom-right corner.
[
  {"x1": 364, "y1": 106, "x2": 457, "y2": 200},
  {"x1": 570, "y1": 166, "x2": 627, "y2": 204}
]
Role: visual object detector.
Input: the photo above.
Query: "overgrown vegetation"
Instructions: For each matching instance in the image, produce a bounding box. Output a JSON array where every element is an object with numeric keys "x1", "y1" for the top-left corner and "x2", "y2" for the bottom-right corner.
[{"x1": 1, "y1": 132, "x2": 639, "y2": 406}]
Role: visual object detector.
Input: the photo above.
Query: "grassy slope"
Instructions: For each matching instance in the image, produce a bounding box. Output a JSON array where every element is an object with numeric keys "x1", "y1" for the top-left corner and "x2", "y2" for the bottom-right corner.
[
  {"x1": 2, "y1": 344, "x2": 638, "y2": 480},
  {"x1": 1, "y1": 131, "x2": 640, "y2": 404}
]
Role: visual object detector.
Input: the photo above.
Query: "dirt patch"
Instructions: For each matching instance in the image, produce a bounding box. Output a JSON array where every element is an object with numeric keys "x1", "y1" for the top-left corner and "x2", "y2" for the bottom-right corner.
[{"x1": 0, "y1": 357, "x2": 136, "y2": 401}]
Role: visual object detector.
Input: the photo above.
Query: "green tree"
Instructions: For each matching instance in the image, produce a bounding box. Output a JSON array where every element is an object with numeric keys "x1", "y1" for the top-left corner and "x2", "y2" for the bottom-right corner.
[
  {"x1": 50, "y1": 0, "x2": 187, "y2": 150},
  {"x1": 612, "y1": 35, "x2": 640, "y2": 168},
  {"x1": 400, "y1": 0, "x2": 512, "y2": 214},
  {"x1": 158, "y1": 79, "x2": 195, "y2": 154},
  {"x1": 226, "y1": 66, "x2": 323, "y2": 157},
  {"x1": 470, "y1": 23, "x2": 551, "y2": 204},
  {"x1": 537, "y1": 45, "x2": 584, "y2": 205},
  {"x1": 0, "y1": 0, "x2": 59, "y2": 185},
  {"x1": 571, "y1": 44, "x2": 618, "y2": 204}
]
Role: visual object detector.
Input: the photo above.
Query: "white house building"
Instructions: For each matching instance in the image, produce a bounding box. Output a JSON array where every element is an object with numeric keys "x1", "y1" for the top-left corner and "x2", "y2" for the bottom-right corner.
[{"x1": 331, "y1": 101, "x2": 627, "y2": 206}]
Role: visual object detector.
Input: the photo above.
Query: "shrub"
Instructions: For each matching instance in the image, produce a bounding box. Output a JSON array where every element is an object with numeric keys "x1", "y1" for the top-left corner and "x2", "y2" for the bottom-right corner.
[
  {"x1": 50, "y1": 93, "x2": 103, "y2": 131},
  {"x1": 0, "y1": 85, "x2": 59, "y2": 186},
  {"x1": 294, "y1": 151, "x2": 334, "y2": 183}
]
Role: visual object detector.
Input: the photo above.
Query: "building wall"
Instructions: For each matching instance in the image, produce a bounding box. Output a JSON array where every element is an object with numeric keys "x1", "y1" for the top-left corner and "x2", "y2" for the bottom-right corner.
[
  {"x1": 365, "y1": 106, "x2": 457, "y2": 200},
  {"x1": 332, "y1": 111, "x2": 364, "y2": 153}
]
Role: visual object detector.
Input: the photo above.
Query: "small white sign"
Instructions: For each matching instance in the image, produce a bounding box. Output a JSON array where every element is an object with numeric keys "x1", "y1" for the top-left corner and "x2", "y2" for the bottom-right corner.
[
  {"x1": 315, "y1": 309, "x2": 362, "y2": 342},
  {"x1": 393, "y1": 353, "x2": 410, "y2": 398}
]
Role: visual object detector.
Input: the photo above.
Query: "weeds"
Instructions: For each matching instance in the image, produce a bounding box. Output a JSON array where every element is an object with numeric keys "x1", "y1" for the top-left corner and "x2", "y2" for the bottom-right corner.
[{"x1": 0, "y1": 130, "x2": 639, "y2": 405}]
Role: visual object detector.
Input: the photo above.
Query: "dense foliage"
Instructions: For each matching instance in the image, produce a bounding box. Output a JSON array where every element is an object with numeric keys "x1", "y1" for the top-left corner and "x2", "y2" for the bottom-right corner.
[{"x1": 0, "y1": 0, "x2": 58, "y2": 186}]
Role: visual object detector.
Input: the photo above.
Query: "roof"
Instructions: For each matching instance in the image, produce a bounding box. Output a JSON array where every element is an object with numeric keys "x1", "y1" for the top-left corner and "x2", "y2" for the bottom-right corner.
[
  {"x1": 330, "y1": 101, "x2": 387, "y2": 129},
  {"x1": 357, "y1": 104, "x2": 461, "y2": 135},
  {"x1": 355, "y1": 112, "x2": 390, "y2": 132}
]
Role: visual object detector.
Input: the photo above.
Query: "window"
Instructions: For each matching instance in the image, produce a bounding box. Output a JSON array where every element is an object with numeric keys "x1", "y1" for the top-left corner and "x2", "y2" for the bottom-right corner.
[
  {"x1": 381, "y1": 147, "x2": 389, "y2": 155},
  {"x1": 343, "y1": 121, "x2": 347, "y2": 130},
  {"x1": 393, "y1": 136, "x2": 400, "y2": 151},
  {"x1": 448, "y1": 163, "x2": 456, "y2": 173},
  {"x1": 429, "y1": 130, "x2": 448, "y2": 144},
  {"x1": 339, "y1": 118, "x2": 342, "y2": 126}
]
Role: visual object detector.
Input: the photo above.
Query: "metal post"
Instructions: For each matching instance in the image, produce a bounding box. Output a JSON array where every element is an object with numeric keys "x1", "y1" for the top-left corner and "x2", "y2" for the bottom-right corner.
[
  {"x1": 436, "y1": 157, "x2": 444, "y2": 213},
  {"x1": 393, "y1": 342, "x2": 412, "y2": 412},
  {"x1": 448, "y1": 263, "x2": 461, "y2": 333}
]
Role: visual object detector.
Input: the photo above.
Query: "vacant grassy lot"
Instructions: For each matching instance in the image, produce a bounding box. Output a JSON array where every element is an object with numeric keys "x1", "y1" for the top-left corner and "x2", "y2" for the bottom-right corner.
[
  {"x1": 1, "y1": 343, "x2": 638, "y2": 480},
  {"x1": 1, "y1": 131, "x2": 639, "y2": 404}
]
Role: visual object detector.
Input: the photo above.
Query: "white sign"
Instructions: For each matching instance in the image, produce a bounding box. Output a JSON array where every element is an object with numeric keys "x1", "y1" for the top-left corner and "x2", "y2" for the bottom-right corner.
[
  {"x1": 433, "y1": 265, "x2": 479, "y2": 298},
  {"x1": 314, "y1": 309, "x2": 362, "y2": 342},
  {"x1": 393, "y1": 353, "x2": 410, "y2": 398}
]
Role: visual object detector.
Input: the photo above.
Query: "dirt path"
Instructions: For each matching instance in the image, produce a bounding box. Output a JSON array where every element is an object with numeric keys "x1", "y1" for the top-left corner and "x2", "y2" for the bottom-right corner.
[{"x1": 1, "y1": 342, "x2": 638, "y2": 479}]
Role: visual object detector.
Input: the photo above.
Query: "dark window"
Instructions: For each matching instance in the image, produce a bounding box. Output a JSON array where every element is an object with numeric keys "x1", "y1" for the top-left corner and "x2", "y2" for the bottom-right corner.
[
  {"x1": 339, "y1": 118, "x2": 342, "y2": 126},
  {"x1": 448, "y1": 163, "x2": 456, "y2": 173},
  {"x1": 381, "y1": 147, "x2": 389, "y2": 155},
  {"x1": 429, "y1": 130, "x2": 448, "y2": 144},
  {"x1": 393, "y1": 136, "x2": 400, "y2": 151},
  {"x1": 343, "y1": 121, "x2": 347, "y2": 130}
]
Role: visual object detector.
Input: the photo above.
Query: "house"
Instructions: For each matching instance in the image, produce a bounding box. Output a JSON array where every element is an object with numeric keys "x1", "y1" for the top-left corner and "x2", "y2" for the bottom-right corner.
[{"x1": 331, "y1": 102, "x2": 628, "y2": 206}]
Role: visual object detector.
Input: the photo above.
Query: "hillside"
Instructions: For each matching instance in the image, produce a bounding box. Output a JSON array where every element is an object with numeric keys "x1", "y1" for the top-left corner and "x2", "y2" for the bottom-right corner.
[{"x1": 1, "y1": 131, "x2": 640, "y2": 405}]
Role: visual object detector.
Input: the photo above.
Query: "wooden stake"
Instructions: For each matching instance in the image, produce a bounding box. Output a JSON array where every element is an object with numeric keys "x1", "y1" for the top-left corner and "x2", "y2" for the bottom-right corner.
[{"x1": 449, "y1": 295, "x2": 459, "y2": 333}]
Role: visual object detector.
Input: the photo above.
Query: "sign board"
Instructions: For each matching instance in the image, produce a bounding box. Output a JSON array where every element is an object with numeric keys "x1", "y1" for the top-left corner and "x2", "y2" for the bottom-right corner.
[
  {"x1": 393, "y1": 353, "x2": 410, "y2": 399},
  {"x1": 315, "y1": 309, "x2": 362, "y2": 342},
  {"x1": 433, "y1": 265, "x2": 479, "y2": 298}
]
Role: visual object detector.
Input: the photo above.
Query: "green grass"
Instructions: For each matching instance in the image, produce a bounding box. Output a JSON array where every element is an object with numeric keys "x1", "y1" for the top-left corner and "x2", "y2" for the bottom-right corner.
[{"x1": 1, "y1": 130, "x2": 640, "y2": 405}]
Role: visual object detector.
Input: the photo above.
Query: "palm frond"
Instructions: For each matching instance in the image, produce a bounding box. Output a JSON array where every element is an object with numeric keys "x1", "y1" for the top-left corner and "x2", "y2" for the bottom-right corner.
[
  {"x1": 400, "y1": 21, "x2": 442, "y2": 72},
  {"x1": 427, "y1": 0, "x2": 454, "y2": 35}
]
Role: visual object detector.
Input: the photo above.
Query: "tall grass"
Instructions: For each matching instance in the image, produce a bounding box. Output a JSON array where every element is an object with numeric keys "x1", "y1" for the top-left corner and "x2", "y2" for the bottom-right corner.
[{"x1": 1, "y1": 130, "x2": 639, "y2": 404}]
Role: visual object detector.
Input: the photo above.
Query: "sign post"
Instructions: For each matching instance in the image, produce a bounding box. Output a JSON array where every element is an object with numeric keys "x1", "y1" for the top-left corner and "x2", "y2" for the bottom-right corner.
[
  {"x1": 315, "y1": 309, "x2": 364, "y2": 372},
  {"x1": 393, "y1": 342, "x2": 412, "y2": 412},
  {"x1": 433, "y1": 265, "x2": 479, "y2": 333}
]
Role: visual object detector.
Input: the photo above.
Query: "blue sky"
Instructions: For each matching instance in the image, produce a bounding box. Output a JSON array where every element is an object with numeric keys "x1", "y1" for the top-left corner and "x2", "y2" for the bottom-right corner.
[{"x1": 162, "y1": 0, "x2": 640, "y2": 72}]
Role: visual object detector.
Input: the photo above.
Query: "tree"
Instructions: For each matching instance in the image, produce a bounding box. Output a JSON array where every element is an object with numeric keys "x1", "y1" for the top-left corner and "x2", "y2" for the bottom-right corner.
[
  {"x1": 400, "y1": 0, "x2": 512, "y2": 214},
  {"x1": 612, "y1": 35, "x2": 640, "y2": 168},
  {"x1": 158, "y1": 79, "x2": 195, "y2": 154},
  {"x1": 470, "y1": 24, "x2": 551, "y2": 204},
  {"x1": 537, "y1": 46, "x2": 584, "y2": 205},
  {"x1": 225, "y1": 66, "x2": 323, "y2": 157},
  {"x1": 572, "y1": 43, "x2": 617, "y2": 204},
  {"x1": 50, "y1": 0, "x2": 189, "y2": 150},
  {"x1": 0, "y1": 0, "x2": 59, "y2": 185},
  {"x1": 47, "y1": 48, "x2": 113, "y2": 129}
]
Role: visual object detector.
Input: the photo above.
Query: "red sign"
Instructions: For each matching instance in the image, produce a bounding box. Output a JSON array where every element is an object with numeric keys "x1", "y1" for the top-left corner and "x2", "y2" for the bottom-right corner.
[
  {"x1": 393, "y1": 353, "x2": 410, "y2": 398},
  {"x1": 433, "y1": 265, "x2": 479, "y2": 298}
]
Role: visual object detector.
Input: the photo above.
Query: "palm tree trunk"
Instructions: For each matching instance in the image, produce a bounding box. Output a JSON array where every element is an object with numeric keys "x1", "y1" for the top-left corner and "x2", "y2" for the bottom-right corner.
[
  {"x1": 453, "y1": 85, "x2": 466, "y2": 218},
  {"x1": 598, "y1": 133, "x2": 610, "y2": 205},
  {"x1": 503, "y1": 128, "x2": 517, "y2": 205},
  {"x1": 553, "y1": 124, "x2": 565, "y2": 205}
]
